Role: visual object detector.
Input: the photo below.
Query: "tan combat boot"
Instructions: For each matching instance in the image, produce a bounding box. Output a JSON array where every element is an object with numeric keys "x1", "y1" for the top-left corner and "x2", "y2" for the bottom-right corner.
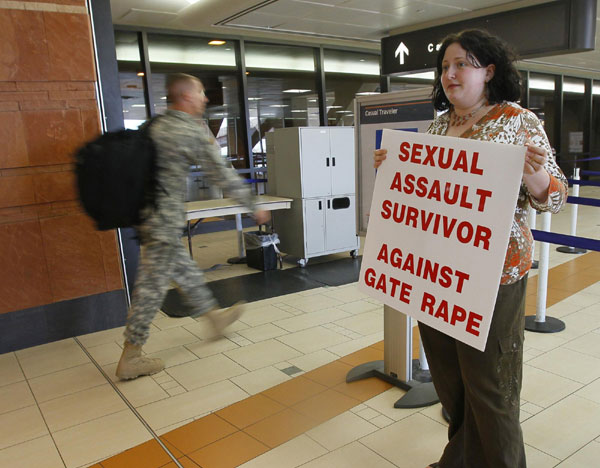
[
  {"x1": 116, "y1": 341, "x2": 164, "y2": 380},
  {"x1": 205, "y1": 301, "x2": 246, "y2": 339}
]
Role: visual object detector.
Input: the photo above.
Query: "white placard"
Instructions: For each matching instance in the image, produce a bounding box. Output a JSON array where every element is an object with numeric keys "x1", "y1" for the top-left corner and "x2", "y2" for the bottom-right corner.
[{"x1": 358, "y1": 129, "x2": 525, "y2": 351}]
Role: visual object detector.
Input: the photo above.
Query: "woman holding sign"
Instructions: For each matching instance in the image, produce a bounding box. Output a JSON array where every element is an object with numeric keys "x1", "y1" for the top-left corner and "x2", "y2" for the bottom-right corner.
[{"x1": 374, "y1": 29, "x2": 567, "y2": 468}]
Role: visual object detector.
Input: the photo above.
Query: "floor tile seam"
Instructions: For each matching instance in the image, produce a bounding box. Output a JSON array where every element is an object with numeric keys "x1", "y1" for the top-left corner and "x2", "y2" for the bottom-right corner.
[
  {"x1": 522, "y1": 442, "x2": 561, "y2": 462},
  {"x1": 162, "y1": 351, "x2": 253, "y2": 385},
  {"x1": 0, "y1": 397, "x2": 38, "y2": 418},
  {"x1": 0, "y1": 433, "x2": 61, "y2": 458},
  {"x1": 560, "y1": 440, "x2": 600, "y2": 463},
  {"x1": 560, "y1": 337, "x2": 600, "y2": 358},
  {"x1": 301, "y1": 430, "x2": 335, "y2": 455},
  {"x1": 18, "y1": 358, "x2": 95, "y2": 382},
  {"x1": 184, "y1": 426, "x2": 271, "y2": 462},
  {"x1": 355, "y1": 439, "x2": 403, "y2": 468},
  {"x1": 45, "y1": 406, "x2": 133, "y2": 436},
  {"x1": 568, "y1": 390, "x2": 600, "y2": 408},
  {"x1": 10, "y1": 358, "x2": 69, "y2": 468},
  {"x1": 159, "y1": 413, "x2": 247, "y2": 456},
  {"x1": 523, "y1": 359, "x2": 591, "y2": 387},
  {"x1": 417, "y1": 410, "x2": 449, "y2": 430},
  {"x1": 33, "y1": 380, "x2": 118, "y2": 407},
  {"x1": 71, "y1": 337, "x2": 184, "y2": 468}
]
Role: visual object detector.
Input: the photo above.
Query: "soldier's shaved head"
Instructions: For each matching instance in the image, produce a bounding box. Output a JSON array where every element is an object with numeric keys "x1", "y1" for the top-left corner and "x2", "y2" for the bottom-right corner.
[
  {"x1": 166, "y1": 73, "x2": 200, "y2": 104},
  {"x1": 166, "y1": 73, "x2": 208, "y2": 116}
]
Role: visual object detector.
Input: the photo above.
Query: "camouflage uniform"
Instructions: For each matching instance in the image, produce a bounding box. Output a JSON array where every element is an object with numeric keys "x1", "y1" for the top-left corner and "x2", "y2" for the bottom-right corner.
[{"x1": 124, "y1": 110, "x2": 255, "y2": 346}]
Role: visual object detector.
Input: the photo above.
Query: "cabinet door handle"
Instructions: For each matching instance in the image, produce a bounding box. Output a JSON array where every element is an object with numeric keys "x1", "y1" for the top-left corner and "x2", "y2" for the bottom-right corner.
[
  {"x1": 327, "y1": 199, "x2": 331, "y2": 209},
  {"x1": 318, "y1": 201, "x2": 322, "y2": 210},
  {"x1": 326, "y1": 157, "x2": 330, "y2": 167},
  {"x1": 332, "y1": 157, "x2": 336, "y2": 166}
]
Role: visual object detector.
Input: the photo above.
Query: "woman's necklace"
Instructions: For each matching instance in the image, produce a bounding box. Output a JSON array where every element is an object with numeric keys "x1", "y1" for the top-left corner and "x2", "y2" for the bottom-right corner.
[{"x1": 449, "y1": 101, "x2": 487, "y2": 127}]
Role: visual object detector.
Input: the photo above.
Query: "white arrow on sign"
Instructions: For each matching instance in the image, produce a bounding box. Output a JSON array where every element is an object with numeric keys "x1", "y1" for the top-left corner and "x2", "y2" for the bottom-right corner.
[{"x1": 395, "y1": 42, "x2": 409, "y2": 65}]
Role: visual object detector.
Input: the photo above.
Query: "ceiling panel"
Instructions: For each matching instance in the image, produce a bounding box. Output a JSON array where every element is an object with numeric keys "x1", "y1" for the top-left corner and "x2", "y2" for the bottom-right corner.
[
  {"x1": 257, "y1": 0, "x2": 316, "y2": 18},
  {"x1": 272, "y1": 17, "x2": 379, "y2": 39},
  {"x1": 111, "y1": 0, "x2": 191, "y2": 19},
  {"x1": 119, "y1": 9, "x2": 179, "y2": 26},
  {"x1": 339, "y1": 0, "x2": 415, "y2": 13},
  {"x1": 228, "y1": 11, "x2": 288, "y2": 29}
]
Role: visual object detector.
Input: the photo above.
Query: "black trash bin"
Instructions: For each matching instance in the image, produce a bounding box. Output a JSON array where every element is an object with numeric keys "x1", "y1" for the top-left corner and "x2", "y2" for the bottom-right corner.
[{"x1": 244, "y1": 231, "x2": 282, "y2": 271}]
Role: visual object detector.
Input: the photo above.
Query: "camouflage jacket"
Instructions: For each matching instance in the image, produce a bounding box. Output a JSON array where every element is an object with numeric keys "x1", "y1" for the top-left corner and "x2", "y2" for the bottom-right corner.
[{"x1": 138, "y1": 109, "x2": 255, "y2": 243}]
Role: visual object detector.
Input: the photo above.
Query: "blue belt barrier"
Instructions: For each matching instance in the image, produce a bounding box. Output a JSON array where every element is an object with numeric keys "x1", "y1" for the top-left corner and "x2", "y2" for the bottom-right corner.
[
  {"x1": 566, "y1": 196, "x2": 600, "y2": 208},
  {"x1": 531, "y1": 230, "x2": 600, "y2": 252},
  {"x1": 564, "y1": 155, "x2": 600, "y2": 163},
  {"x1": 581, "y1": 170, "x2": 600, "y2": 176},
  {"x1": 244, "y1": 178, "x2": 268, "y2": 184},
  {"x1": 566, "y1": 179, "x2": 600, "y2": 187}
]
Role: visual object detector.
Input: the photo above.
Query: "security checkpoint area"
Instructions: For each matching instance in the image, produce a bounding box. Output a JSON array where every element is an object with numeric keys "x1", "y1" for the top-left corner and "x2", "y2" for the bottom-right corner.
[{"x1": 2, "y1": 0, "x2": 600, "y2": 467}]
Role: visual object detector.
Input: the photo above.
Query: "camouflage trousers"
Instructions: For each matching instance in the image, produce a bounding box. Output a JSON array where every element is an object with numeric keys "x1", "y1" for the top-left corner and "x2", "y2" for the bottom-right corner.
[
  {"x1": 124, "y1": 240, "x2": 217, "y2": 346},
  {"x1": 419, "y1": 276, "x2": 528, "y2": 468}
]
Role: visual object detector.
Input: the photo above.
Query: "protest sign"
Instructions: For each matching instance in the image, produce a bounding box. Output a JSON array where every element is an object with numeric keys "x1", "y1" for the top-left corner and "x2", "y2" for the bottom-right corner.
[{"x1": 358, "y1": 129, "x2": 525, "y2": 351}]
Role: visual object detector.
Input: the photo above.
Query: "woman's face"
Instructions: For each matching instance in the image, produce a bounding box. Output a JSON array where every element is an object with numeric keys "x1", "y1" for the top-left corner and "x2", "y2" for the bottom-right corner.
[{"x1": 441, "y1": 42, "x2": 494, "y2": 110}]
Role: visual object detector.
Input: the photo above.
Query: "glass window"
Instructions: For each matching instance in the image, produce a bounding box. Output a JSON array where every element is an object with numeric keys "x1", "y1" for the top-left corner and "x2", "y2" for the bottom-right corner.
[
  {"x1": 323, "y1": 49, "x2": 380, "y2": 126},
  {"x1": 114, "y1": 31, "x2": 147, "y2": 129},
  {"x1": 245, "y1": 42, "x2": 318, "y2": 166},
  {"x1": 390, "y1": 71, "x2": 435, "y2": 93},
  {"x1": 528, "y1": 72, "x2": 556, "y2": 154},
  {"x1": 561, "y1": 77, "x2": 586, "y2": 176},
  {"x1": 590, "y1": 80, "x2": 600, "y2": 177}
]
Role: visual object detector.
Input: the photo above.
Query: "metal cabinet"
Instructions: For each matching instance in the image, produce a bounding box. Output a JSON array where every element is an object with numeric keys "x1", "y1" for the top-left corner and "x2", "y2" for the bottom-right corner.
[{"x1": 267, "y1": 127, "x2": 360, "y2": 266}]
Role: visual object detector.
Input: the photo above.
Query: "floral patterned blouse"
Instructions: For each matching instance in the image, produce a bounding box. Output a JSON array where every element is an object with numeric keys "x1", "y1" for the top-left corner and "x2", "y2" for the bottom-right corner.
[{"x1": 427, "y1": 101, "x2": 568, "y2": 285}]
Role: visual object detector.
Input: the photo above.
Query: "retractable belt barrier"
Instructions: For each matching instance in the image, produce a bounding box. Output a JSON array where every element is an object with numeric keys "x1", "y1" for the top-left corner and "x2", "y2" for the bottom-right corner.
[{"x1": 527, "y1": 175, "x2": 600, "y2": 333}]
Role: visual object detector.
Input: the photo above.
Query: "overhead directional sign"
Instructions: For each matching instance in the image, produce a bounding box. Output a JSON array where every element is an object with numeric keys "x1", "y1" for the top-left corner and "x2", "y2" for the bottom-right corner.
[
  {"x1": 381, "y1": 0, "x2": 596, "y2": 75},
  {"x1": 395, "y1": 42, "x2": 409, "y2": 65}
]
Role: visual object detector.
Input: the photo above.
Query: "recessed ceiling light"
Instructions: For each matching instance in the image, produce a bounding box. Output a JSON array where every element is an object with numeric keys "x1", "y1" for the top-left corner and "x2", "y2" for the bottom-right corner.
[
  {"x1": 270, "y1": 104, "x2": 288, "y2": 108},
  {"x1": 359, "y1": 59, "x2": 365, "y2": 62},
  {"x1": 291, "y1": 109, "x2": 307, "y2": 113},
  {"x1": 208, "y1": 40, "x2": 226, "y2": 46},
  {"x1": 136, "y1": 72, "x2": 144, "y2": 77},
  {"x1": 283, "y1": 89, "x2": 311, "y2": 93},
  {"x1": 356, "y1": 92, "x2": 379, "y2": 96},
  {"x1": 248, "y1": 97, "x2": 262, "y2": 101}
]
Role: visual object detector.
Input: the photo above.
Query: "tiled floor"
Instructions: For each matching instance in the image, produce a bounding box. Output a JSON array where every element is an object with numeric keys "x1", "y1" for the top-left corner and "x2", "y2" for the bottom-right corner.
[{"x1": 1, "y1": 186, "x2": 599, "y2": 468}]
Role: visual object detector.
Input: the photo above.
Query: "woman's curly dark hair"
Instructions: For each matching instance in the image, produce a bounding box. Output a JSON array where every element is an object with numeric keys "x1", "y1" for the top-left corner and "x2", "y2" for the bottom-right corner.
[{"x1": 432, "y1": 29, "x2": 522, "y2": 111}]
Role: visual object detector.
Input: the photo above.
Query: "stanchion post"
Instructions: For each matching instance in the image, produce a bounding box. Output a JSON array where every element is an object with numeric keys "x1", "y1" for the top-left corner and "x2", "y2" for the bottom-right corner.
[
  {"x1": 525, "y1": 211, "x2": 565, "y2": 333},
  {"x1": 557, "y1": 167, "x2": 587, "y2": 254},
  {"x1": 419, "y1": 339, "x2": 429, "y2": 371},
  {"x1": 345, "y1": 306, "x2": 439, "y2": 409},
  {"x1": 528, "y1": 205, "x2": 538, "y2": 269}
]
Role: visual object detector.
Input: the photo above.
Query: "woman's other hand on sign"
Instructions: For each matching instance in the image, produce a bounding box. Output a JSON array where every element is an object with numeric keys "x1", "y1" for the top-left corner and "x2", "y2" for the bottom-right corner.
[
  {"x1": 374, "y1": 149, "x2": 388, "y2": 168},
  {"x1": 523, "y1": 139, "x2": 551, "y2": 203}
]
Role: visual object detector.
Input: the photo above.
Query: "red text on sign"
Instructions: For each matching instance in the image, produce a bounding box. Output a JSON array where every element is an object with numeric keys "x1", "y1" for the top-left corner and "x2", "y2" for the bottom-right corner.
[
  {"x1": 398, "y1": 142, "x2": 484, "y2": 176},
  {"x1": 420, "y1": 292, "x2": 483, "y2": 337},
  {"x1": 364, "y1": 268, "x2": 412, "y2": 304}
]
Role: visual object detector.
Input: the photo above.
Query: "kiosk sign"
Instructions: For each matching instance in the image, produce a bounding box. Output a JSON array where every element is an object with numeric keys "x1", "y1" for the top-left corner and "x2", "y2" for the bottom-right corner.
[{"x1": 358, "y1": 130, "x2": 524, "y2": 351}]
